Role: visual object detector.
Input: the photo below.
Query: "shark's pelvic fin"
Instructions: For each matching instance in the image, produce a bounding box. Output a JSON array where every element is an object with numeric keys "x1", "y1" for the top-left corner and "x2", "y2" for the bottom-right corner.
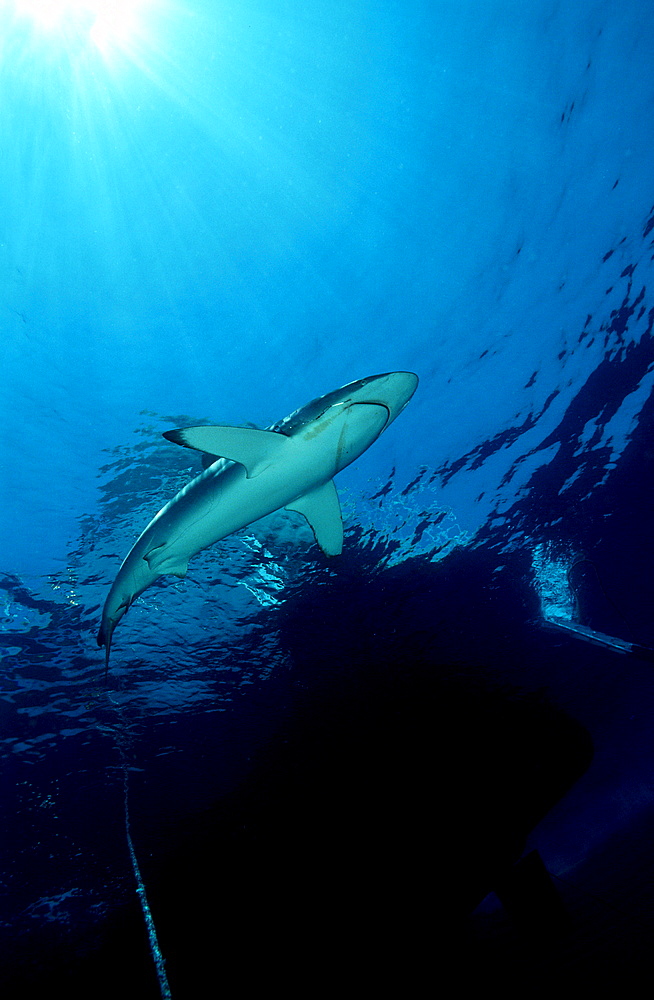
[
  {"x1": 143, "y1": 542, "x2": 189, "y2": 578},
  {"x1": 143, "y1": 542, "x2": 166, "y2": 568},
  {"x1": 163, "y1": 425, "x2": 289, "y2": 479},
  {"x1": 286, "y1": 480, "x2": 343, "y2": 556}
]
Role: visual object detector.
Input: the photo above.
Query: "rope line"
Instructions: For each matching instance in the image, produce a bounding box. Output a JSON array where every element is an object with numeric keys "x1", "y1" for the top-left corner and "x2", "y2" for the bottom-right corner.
[
  {"x1": 103, "y1": 690, "x2": 172, "y2": 999},
  {"x1": 121, "y1": 760, "x2": 173, "y2": 1000}
]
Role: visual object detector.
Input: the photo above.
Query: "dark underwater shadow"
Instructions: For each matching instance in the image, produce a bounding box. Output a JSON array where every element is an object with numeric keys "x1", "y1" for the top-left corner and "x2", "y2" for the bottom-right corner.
[
  {"x1": 151, "y1": 664, "x2": 592, "y2": 996},
  {"x1": 6, "y1": 542, "x2": 596, "y2": 998}
]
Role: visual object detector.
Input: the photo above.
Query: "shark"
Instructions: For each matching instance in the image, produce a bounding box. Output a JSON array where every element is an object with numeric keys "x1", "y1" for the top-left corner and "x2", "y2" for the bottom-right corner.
[{"x1": 97, "y1": 371, "x2": 419, "y2": 668}]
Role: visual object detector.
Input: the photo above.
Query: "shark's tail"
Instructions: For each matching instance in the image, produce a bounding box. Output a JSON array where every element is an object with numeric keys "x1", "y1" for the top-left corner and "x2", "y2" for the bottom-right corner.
[{"x1": 97, "y1": 621, "x2": 114, "y2": 678}]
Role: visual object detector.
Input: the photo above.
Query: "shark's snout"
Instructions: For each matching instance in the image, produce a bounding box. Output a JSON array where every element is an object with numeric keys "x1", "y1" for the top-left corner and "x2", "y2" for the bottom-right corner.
[{"x1": 363, "y1": 372, "x2": 419, "y2": 423}]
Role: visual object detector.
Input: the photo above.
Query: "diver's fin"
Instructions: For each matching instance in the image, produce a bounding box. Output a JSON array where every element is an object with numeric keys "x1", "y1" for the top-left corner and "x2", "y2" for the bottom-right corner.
[{"x1": 542, "y1": 618, "x2": 654, "y2": 661}]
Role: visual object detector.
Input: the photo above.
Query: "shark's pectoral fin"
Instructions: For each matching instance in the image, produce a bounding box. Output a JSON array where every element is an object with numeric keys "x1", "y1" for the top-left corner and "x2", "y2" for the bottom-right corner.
[
  {"x1": 286, "y1": 480, "x2": 343, "y2": 556},
  {"x1": 163, "y1": 425, "x2": 289, "y2": 478}
]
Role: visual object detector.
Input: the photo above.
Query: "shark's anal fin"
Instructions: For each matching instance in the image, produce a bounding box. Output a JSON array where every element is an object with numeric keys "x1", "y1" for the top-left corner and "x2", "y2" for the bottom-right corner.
[
  {"x1": 286, "y1": 480, "x2": 343, "y2": 556},
  {"x1": 163, "y1": 426, "x2": 289, "y2": 479}
]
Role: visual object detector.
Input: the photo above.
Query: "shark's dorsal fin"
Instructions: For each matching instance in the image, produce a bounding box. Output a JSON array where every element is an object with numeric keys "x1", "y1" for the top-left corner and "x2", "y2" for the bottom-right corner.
[
  {"x1": 163, "y1": 425, "x2": 288, "y2": 479},
  {"x1": 286, "y1": 480, "x2": 343, "y2": 556}
]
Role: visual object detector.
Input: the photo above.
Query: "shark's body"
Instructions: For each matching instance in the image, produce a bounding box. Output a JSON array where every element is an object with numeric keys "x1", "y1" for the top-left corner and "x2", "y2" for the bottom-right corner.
[{"x1": 98, "y1": 372, "x2": 418, "y2": 666}]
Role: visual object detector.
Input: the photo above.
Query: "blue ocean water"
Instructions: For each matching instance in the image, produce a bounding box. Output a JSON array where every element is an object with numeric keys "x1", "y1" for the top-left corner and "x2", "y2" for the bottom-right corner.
[{"x1": 1, "y1": 1, "x2": 653, "y2": 993}]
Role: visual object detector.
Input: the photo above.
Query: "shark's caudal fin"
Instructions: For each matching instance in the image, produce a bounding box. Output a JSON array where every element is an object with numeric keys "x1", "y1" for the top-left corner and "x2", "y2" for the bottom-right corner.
[{"x1": 97, "y1": 622, "x2": 112, "y2": 677}]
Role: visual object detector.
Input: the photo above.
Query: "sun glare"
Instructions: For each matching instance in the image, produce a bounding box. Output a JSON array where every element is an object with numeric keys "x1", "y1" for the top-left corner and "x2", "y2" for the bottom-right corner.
[{"x1": 13, "y1": 0, "x2": 151, "y2": 60}]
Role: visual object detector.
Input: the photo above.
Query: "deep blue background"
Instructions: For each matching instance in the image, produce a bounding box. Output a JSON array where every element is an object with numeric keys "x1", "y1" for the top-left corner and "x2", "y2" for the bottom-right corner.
[{"x1": 1, "y1": 1, "x2": 653, "y2": 993}]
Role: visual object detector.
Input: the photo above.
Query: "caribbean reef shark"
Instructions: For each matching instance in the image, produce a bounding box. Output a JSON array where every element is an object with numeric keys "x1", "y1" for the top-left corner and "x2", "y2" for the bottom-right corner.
[{"x1": 97, "y1": 371, "x2": 418, "y2": 668}]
